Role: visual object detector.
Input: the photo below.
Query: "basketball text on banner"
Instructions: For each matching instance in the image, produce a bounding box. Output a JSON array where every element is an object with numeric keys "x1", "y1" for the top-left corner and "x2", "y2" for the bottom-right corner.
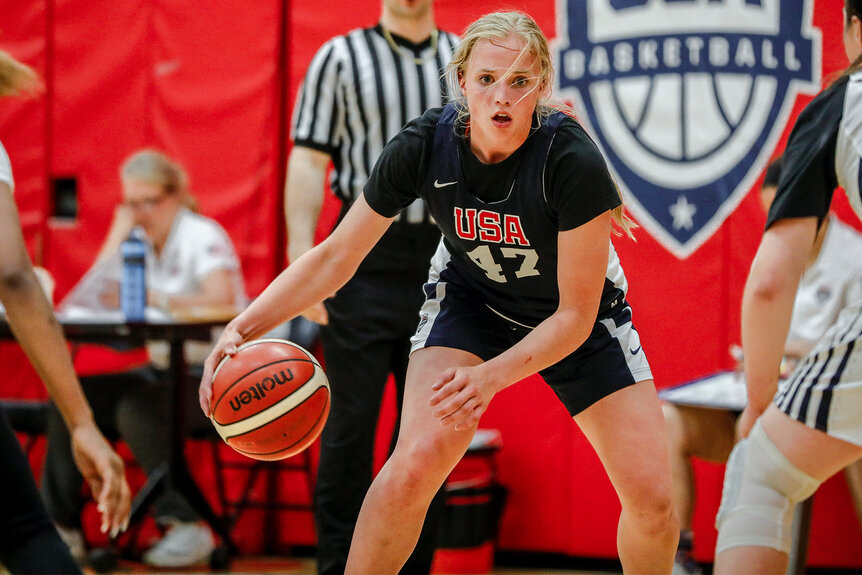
[{"x1": 555, "y1": 0, "x2": 822, "y2": 258}]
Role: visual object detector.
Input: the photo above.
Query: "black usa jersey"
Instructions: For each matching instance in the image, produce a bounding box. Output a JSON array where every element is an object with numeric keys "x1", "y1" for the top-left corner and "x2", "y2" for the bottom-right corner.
[{"x1": 419, "y1": 105, "x2": 628, "y2": 328}]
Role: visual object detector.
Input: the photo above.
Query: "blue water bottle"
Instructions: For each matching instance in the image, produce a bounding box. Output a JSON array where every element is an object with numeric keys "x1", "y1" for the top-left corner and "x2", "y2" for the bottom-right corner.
[{"x1": 120, "y1": 228, "x2": 147, "y2": 322}]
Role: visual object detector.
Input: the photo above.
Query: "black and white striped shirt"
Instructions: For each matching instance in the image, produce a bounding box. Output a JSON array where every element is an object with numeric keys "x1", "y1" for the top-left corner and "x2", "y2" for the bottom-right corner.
[{"x1": 291, "y1": 24, "x2": 458, "y2": 226}]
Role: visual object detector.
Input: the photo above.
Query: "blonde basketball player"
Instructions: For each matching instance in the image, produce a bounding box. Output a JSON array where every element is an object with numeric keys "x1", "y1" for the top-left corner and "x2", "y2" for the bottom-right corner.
[{"x1": 201, "y1": 12, "x2": 677, "y2": 574}]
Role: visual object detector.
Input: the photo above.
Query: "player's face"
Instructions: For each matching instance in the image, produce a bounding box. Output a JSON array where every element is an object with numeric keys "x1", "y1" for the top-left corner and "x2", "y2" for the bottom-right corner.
[
  {"x1": 844, "y1": 9, "x2": 862, "y2": 63},
  {"x1": 382, "y1": 0, "x2": 432, "y2": 20},
  {"x1": 122, "y1": 178, "x2": 179, "y2": 244},
  {"x1": 459, "y1": 34, "x2": 543, "y2": 163}
]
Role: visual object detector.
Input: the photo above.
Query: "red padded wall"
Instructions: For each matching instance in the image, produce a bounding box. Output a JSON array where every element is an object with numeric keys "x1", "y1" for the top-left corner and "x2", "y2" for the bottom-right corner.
[
  {"x1": 41, "y1": 0, "x2": 283, "y2": 302},
  {"x1": 2, "y1": 0, "x2": 861, "y2": 567}
]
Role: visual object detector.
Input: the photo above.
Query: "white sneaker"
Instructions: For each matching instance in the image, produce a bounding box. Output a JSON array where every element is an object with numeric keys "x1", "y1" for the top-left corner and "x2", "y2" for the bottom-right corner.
[
  {"x1": 54, "y1": 524, "x2": 86, "y2": 564},
  {"x1": 142, "y1": 520, "x2": 215, "y2": 568}
]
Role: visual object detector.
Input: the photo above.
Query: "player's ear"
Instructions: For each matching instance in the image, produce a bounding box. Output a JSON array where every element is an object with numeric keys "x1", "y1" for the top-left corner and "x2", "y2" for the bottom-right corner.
[{"x1": 458, "y1": 69, "x2": 466, "y2": 96}]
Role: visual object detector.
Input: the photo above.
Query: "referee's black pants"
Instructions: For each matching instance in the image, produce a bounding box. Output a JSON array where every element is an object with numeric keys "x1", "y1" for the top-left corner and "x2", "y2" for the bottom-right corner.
[
  {"x1": 315, "y1": 271, "x2": 445, "y2": 575},
  {"x1": 0, "y1": 405, "x2": 82, "y2": 574}
]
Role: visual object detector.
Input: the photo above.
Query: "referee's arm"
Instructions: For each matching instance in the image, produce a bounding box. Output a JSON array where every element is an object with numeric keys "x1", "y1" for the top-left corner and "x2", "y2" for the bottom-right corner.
[
  {"x1": 284, "y1": 145, "x2": 332, "y2": 324},
  {"x1": 285, "y1": 145, "x2": 330, "y2": 264}
]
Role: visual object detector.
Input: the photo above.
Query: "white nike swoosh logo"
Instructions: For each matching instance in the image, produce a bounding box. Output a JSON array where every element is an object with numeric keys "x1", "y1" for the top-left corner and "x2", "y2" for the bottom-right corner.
[{"x1": 434, "y1": 180, "x2": 457, "y2": 188}]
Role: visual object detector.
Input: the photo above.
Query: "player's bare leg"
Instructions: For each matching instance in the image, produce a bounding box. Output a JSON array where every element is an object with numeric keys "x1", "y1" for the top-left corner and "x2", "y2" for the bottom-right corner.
[
  {"x1": 576, "y1": 380, "x2": 678, "y2": 574},
  {"x1": 714, "y1": 405, "x2": 862, "y2": 575},
  {"x1": 345, "y1": 347, "x2": 481, "y2": 575}
]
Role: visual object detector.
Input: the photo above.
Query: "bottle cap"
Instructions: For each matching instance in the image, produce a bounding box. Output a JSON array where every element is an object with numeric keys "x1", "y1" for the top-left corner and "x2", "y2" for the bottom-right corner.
[{"x1": 128, "y1": 227, "x2": 146, "y2": 241}]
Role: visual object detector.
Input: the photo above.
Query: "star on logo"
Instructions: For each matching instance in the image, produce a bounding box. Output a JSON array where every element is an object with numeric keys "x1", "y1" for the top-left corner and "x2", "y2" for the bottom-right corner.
[{"x1": 669, "y1": 195, "x2": 696, "y2": 231}]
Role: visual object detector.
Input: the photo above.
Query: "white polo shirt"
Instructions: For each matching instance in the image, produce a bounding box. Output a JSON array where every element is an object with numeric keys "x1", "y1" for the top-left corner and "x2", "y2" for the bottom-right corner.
[
  {"x1": 143, "y1": 207, "x2": 247, "y2": 366},
  {"x1": 146, "y1": 207, "x2": 247, "y2": 309}
]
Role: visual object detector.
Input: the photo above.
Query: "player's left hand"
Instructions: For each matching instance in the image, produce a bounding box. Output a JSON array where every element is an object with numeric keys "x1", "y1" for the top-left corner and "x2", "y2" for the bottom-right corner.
[
  {"x1": 429, "y1": 365, "x2": 496, "y2": 431},
  {"x1": 70, "y1": 423, "x2": 131, "y2": 538}
]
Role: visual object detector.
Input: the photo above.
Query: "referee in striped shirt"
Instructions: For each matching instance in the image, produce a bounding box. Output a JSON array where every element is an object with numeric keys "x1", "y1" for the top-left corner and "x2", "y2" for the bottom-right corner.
[{"x1": 285, "y1": 1, "x2": 457, "y2": 573}]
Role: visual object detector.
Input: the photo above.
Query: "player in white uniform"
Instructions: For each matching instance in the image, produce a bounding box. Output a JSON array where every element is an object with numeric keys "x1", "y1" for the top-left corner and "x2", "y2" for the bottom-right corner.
[
  {"x1": 664, "y1": 157, "x2": 862, "y2": 575},
  {"x1": 714, "y1": 2, "x2": 862, "y2": 572}
]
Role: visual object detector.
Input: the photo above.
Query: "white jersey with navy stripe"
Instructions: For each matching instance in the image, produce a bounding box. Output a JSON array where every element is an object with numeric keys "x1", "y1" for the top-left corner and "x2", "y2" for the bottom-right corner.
[
  {"x1": 768, "y1": 69, "x2": 862, "y2": 227},
  {"x1": 769, "y1": 68, "x2": 862, "y2": 444},
  {"x1": 836, "y1": 71, "x2": 862, "y2": 220},
  {"x1": 291, "y1": 24, "x2": 458, "y2": 224}
]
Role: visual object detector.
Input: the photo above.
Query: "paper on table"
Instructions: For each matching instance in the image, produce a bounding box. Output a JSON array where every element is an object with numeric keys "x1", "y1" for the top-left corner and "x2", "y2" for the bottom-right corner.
[
  {"x1": 58, "y1": 305, "x2": 172, "y2": 324},
  {"x1": 58, "y1": 254, "x2": 122, "y2": 314},
  {"x1": 657, "y1": 371, "x2": 748, "y2": 412}
]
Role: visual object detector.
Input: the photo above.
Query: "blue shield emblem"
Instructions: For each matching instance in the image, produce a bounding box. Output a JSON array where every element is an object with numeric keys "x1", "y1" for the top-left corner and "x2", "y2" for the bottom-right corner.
[{"x1": 556, "y1": 0, "x2": 821, "y2": 257}]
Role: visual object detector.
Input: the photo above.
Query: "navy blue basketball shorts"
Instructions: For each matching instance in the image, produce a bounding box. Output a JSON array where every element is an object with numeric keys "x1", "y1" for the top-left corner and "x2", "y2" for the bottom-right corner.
[{"x1": 410, "y1": 280, "x2": 653, "y2": 416}]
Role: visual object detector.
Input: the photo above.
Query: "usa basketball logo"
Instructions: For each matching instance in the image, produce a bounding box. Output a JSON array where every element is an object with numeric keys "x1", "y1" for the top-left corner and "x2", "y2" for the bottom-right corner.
[{"x1": 556, "y1": 0, "x2": 821, "y2": 257}]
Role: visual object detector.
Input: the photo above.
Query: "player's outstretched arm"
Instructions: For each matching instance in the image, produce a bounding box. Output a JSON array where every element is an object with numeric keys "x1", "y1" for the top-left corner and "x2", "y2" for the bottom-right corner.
[
  {"x1": 200, "y1": 194, "x2": 392, "y2": 415},
  {"x1": 0, "y1": 184, "x2": 131, "y2": 536}
]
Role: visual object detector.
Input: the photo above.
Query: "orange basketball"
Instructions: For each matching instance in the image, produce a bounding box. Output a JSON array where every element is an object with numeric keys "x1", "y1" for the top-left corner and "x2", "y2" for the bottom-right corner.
[{"x1": 210, "y1": 338, "x2": 330, "y2": 461}]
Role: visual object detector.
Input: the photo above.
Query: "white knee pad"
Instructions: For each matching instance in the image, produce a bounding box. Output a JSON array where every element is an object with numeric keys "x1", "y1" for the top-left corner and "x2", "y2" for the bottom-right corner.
[{"x1": 715, "y1": 420, "x2": 821, "y2": 554}]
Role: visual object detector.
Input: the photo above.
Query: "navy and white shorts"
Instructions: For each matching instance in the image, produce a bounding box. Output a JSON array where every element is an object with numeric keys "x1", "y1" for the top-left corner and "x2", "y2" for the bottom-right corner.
[
  {"x1": 775, "y1": 302, "x2": 862, "y2": 447},
  {"x1": 410, "y1": 279, "x2": 653, "y2": 416}
]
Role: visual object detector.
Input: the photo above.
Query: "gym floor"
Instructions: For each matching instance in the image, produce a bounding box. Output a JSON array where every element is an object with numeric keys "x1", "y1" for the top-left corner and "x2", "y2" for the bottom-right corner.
[{"x1": 87, "y1": 555, "x2": 625, "y2": 575}]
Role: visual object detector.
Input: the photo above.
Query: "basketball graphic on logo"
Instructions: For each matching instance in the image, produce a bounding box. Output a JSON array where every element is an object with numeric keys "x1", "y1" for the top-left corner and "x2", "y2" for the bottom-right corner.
[
  {"x1": 610, "y1": 73, "x2": 757, "y2": 164},
  {"x1": 210, "y1": 338, "x2": 330, "y2": 461},
  {"x1": 556, "y1": 0, "x2": 820, "y2": 256}
]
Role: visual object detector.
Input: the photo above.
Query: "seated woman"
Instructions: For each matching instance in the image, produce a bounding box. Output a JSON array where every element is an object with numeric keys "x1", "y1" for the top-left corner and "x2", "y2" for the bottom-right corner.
[{"x1": 41, "y1": 149, "x2": 246, "y2": 568}]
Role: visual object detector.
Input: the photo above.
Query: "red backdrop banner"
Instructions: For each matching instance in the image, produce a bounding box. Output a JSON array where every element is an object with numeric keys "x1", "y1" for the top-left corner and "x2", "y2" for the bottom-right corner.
[{"x1": 1, "y1": 0, "x2": 860, "y2": 566}]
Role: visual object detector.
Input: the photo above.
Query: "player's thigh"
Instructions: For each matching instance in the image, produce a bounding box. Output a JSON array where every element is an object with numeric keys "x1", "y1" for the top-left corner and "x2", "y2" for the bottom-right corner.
[
  {"x1": 576, "y1": 380, "x2": 673, "y2": 504},
  {"x1": 393, "y1": 347, "x2": 483, "y2": 470},
  {"x1": 761, "y1": 404, "x2": 862, "y2": 482}
]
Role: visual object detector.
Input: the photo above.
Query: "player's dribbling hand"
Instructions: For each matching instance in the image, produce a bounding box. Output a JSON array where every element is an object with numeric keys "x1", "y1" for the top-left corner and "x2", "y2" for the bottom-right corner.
[
  {"x1": 70, "y1": 423, "x2": 131, "y2": 538},
  {"x1": 429, "y1": 365, "x2": 495, "y2": 431},
  {"x1": 200, "y1": 324, "x2": 244, "y2": 416}
]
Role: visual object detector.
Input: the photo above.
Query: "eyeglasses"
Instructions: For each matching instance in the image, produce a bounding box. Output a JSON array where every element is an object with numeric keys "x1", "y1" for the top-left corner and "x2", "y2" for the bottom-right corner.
[{"x1": 124, "y1": 193, "x2": 168, "y2": 212}]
